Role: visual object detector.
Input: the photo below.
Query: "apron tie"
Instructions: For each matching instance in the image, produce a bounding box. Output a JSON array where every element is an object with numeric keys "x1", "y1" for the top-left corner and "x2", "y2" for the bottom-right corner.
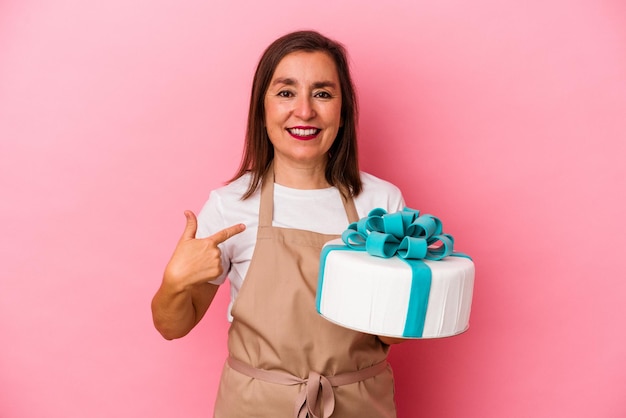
[
  {"x1": 294, "y1": 371, "x2": 334, "y2": 418},
  {"x1": 228, "y1": 356, "x2": 388, "y2": 418}
]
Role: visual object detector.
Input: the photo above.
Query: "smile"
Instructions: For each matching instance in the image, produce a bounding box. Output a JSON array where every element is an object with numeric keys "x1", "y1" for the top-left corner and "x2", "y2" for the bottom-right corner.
[{"x1": 287, "y1": 127, "x2": 320, "y2": 140}]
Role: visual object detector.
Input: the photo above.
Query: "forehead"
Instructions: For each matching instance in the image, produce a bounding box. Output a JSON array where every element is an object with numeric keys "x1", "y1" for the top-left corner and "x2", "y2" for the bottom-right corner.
[{"x1": 270, "y1": 51, "x2": 340, "y2": 84}]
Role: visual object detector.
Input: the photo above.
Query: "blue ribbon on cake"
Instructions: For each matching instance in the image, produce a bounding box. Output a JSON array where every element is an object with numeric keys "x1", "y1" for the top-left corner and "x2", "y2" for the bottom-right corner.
[{"x1": 317, "y1": 207, "x2": 466, "y2": 338}]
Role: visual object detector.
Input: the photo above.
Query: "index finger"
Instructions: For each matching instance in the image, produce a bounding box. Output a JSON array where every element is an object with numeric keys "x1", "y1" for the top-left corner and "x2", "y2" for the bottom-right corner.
[{"x1": 209, "y1": 223, "x2": 246, "y2": 245}]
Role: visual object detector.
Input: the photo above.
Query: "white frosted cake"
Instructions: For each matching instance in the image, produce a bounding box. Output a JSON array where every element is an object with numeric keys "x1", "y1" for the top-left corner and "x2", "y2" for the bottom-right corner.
[{"x1": 316, "y1": 208, "x2": 475, "y2": 339}]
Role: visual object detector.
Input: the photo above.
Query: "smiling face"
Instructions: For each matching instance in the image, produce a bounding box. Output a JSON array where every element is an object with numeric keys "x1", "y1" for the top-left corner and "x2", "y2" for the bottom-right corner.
[{"x1": 264, "y1": 51, "x2": 343, "y2": 172}]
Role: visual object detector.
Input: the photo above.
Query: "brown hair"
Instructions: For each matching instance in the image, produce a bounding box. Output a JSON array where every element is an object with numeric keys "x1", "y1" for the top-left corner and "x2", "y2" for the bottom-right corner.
[{"x1": 230, "y1": 30, "x2": 362, "y2": 199}]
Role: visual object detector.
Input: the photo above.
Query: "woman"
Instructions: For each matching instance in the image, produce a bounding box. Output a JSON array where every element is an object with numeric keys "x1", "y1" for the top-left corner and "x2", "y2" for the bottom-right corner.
[{"x1": 152, "y1": 30, "x2": 406, "y2": 418}]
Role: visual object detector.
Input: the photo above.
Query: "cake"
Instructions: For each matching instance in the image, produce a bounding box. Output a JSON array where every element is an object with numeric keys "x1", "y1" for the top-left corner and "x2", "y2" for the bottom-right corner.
[{"x1": 316, "y1": 208, "x2": 475, "y2": 339}]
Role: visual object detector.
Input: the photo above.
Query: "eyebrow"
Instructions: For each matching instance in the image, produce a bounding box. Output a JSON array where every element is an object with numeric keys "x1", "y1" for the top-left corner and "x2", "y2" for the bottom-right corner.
[{"x1": 271, "y1": 77, "x2": 338, "y2": 89}]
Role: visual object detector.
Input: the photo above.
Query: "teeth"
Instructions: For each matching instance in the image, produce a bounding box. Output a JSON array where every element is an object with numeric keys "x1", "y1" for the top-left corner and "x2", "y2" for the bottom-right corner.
[{"x1": 289, "y1": 128, "x2": 318, "y2": 136}]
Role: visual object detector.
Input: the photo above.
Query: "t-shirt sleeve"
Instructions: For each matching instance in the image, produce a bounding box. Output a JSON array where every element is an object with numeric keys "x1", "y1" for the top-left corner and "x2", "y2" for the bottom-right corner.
[
  {"x1": 196, "y1": 191, "x2": 230, "y2": 285},
  {"x1": 358, "y1": 173, "x2": 406, "y2": 215}
]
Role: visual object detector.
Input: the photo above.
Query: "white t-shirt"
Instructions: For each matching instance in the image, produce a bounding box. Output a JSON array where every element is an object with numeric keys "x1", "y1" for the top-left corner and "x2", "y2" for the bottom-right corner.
[{"x1": 196, "y1": 172, "x2": 405, "y2": 320}]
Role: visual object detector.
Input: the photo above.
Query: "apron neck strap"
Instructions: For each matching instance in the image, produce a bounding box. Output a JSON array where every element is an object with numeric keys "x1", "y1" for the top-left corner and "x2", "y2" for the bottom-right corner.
[
  {"x1": 258, "y1": 162, "x2": 359, "y2": 227},
  {"x1": 259, "y1": 163, "x2": 275, "y2": 227},
  {"x1": 340, "y1": 189, "x2": 359, "y2": 224}
]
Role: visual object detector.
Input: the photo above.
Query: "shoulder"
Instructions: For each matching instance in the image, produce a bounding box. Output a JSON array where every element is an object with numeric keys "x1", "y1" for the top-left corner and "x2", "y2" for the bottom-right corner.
[
  {"x1": 208, "y1": 174, "x2": 254, "y2": 202},
  {"x1": 196, "y1": 174, "x2": 260, "y2": 238},
  {"x1": 354, "y1": 172, "x2": 405, "y2": 216},
  {"x1": 359, "y1": 172, "x2": 402, "y2": 195}
]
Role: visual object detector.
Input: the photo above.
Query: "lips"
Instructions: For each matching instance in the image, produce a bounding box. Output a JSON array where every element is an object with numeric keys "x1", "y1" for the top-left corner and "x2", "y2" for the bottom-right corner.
[{"x1": 287, "y1": 127, "x2": 321, "y2": 140}]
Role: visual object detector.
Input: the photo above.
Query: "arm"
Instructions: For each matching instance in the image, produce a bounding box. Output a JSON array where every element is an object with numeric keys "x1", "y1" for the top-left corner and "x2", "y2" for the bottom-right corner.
[
  {"x1": 151, "y1": 280, "x2": 219, "y2": 340},
  {"x1": 151, "y1": 211, "x2": 245, "y2": 340}
]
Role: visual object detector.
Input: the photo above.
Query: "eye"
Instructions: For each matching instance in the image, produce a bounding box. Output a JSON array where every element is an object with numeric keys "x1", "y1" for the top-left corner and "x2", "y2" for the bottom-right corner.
[
  {"x1": 314, "y1": 91, "x2": 332, "y2": 99},
  {"x1": 277, "y1": 90, "x2": 294, "y2": 98}
]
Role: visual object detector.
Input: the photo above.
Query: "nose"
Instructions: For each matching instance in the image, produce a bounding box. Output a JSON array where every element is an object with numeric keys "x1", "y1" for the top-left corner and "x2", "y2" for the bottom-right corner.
[{"x1": 293, "y1": 95, "x2": 316, "y2": 120}]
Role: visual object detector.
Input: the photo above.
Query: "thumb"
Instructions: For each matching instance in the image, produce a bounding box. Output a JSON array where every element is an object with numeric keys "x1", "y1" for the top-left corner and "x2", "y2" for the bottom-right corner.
[{"x1": 179, "y1": 210, "x2": 198, "y2": 241}]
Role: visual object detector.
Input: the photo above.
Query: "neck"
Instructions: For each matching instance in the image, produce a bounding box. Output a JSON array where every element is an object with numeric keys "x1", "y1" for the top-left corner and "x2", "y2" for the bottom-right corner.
[{"x1": 272, "y1": 157, "x2": 330, "y2": 189}]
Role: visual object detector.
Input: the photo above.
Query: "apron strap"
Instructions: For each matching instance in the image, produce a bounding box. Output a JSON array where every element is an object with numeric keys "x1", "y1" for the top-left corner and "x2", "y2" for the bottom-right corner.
[
  {"x1": 227, "y1": 356, "x2": 388, "y2": 418},
  {"x1": 259, "y1": 164, "x2": 275, "y2": 228},
  {"x1": 340, "y1": 188, "x2": 359, "y2": 224}
]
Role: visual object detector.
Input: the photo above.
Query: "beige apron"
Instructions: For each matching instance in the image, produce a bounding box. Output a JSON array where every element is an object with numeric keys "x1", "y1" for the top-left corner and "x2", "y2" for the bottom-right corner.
[{"x1": 214, "y1": 168, "x2": 397, "y2": 418}]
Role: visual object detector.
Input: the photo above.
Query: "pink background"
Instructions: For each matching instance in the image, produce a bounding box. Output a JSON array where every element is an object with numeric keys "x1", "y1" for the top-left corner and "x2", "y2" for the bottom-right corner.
[{"x1": 1, "y1": 0, "x2": 625, "y2": 417}]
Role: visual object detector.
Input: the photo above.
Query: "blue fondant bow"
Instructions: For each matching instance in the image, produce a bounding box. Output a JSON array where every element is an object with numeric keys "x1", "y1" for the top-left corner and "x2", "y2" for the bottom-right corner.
[{"x1": 341, "y1": 208, "x2": 455, "y2": 261}]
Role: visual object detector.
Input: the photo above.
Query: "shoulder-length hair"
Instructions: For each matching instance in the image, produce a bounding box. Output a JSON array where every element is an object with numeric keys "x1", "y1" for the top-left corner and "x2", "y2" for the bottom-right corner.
[{"x1": 230, "y1": 30, "x2": 362, "y2": 199}]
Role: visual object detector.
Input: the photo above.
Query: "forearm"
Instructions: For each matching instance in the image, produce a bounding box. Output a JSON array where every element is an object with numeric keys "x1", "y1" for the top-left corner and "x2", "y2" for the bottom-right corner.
[
  {"x1": 151, "y1": 281, "x2": 217, "y2": 340},
  {"x1": 151, "y1": 281, "x2": 196, "y2": 340}
]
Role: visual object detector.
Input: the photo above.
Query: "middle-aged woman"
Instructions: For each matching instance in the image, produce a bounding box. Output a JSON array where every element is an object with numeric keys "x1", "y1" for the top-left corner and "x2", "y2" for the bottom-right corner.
[{"x1": 152, "y1": 30, "x2": 407, "y2": 418}]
